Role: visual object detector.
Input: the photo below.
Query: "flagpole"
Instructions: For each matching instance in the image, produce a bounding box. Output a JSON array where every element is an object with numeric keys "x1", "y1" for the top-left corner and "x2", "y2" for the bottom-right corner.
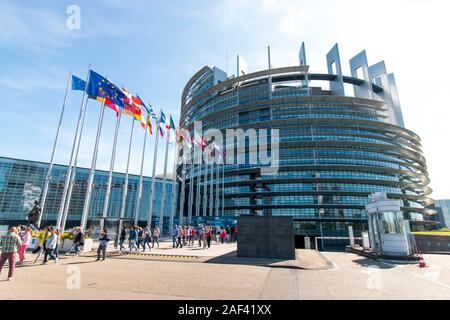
[
  {"x1": 202, "y1": 162, "x2": 208, "y2": 217},
  {"x1": 215, "y1": 158, "x2": 220, "y2": 217},
  {"x1": 147, "y1": 122, "x2": 160, "y2": 228},
  {"x1": 118, "y1": 118, "x2": 135, "y2": 234},
  {"x1": 209, "y1": 161, "x2": 214, "y2": 217},
  {"x1": 60, "y1": 97, "x2": 90, "y2": 231},
  {"x1": 133, "y1": 118, "x2": 148, "y2": 226},
  {"x1": 100, "y1": 112, "x2": 122, "y2": 231},
  {"x1": 169, "y1": 143, "x2": 179, "y2": 234},
  {"x1": 37, "y1": 71, "x2": 72, "y2": 228},
  {"x1": 80, "y1": 100, "x2": 106, "y2": 231},
  {"x1": 178, "y1": 157, "x2": 186, "y2": 226},
  {"x1": 56, "y1": 66, "x2": 91, "y2": 230},
  {"x1": 158, "y1": 134, "x2": 170, "y2": 235},
  {"x1": 222, "y1": 160, "x2": 225, "y2": 216},
  {"x1": 187, "y1": 147, "x2": 195, "y2": 225},
  {"x1": 195, "y1": 156, "x2": 201, "y2": 220}
]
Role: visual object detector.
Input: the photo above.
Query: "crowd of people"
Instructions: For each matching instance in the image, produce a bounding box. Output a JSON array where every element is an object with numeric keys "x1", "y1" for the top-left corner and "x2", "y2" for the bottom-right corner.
[
  {"x1": 0, "y1": 222, "x2": 237, "y2": 280},
  {"x1": 171, "y1": 224, "x2": 238, "y2": 249}
]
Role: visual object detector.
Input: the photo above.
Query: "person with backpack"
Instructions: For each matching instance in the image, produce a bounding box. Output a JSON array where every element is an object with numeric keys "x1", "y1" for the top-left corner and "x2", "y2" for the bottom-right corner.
[
  {"x1": 176, "y1": 226, "x2": 183, "y2": 248},
  {"x1": 137, "y1": 227, "x2": 144, "y2": 250},
  {"x1": 68, "y1": 227, "x2": 84, "y2": 257},
  {"x1": 43, "y1": 228, "x2": 58, "y2": 264},
  {"x1": 128, "y1": 226, "x2": 138, "y2": 253},
  {"x1": 171, "y1": 225, "x2": 178, "y2": 248},
  {"x1": 96, "y1": 228, "x2": 110, "y2": 261},
  {"x1": 143, "y1": 226, "x2": 152, "y2": 252}
]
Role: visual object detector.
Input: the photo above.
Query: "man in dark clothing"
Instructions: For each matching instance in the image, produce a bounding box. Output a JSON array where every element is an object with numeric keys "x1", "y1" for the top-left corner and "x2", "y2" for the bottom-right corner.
[
  {"x1": 119, "y1": 227, "x2": 127, "y2": 252},
  {"x1": 69, "y1": 227, "x2": 84, "y2": 256}
]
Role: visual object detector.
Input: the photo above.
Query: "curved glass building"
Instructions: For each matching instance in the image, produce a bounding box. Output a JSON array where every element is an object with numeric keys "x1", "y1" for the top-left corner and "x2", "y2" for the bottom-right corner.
[{"x1": 178, "y1": 43, "x2": 434, "y2": 249}]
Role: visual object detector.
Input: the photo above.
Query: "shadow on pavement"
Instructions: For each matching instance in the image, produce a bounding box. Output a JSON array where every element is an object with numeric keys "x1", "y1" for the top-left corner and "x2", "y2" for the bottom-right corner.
[{"x1": 351, "y1": 257, "x2": 397, "y2": 269}]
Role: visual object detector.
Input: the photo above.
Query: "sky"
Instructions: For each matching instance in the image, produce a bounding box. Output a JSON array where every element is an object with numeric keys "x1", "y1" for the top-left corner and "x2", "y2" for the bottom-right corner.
[{"x1": 0, "y1": 0, "x2": 449, "y2": 199}]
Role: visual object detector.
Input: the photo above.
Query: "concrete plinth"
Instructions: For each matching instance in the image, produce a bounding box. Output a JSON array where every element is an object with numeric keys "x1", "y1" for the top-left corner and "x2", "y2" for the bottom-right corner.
[{"x1": 237, "y1": 216, "x2": 295, "y2": 260}]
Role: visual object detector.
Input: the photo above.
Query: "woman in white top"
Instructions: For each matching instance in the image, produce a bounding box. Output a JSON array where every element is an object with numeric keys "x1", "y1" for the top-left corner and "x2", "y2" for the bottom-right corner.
[
  {"x1": 18, "y1": 227, "x2": 31, "y2": 263},
  {"x1": 152, "y1": 226, "x2": 160, "y2": 248}
]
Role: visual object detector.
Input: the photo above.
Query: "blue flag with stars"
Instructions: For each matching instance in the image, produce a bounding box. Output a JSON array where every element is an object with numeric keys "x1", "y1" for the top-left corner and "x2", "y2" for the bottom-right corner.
[
  {"x1": 87, "y1": 70, "x2": 125, "y2": 109},
  {"x1": 71, "y1": 75, "x2": 86, "y2": 91}
]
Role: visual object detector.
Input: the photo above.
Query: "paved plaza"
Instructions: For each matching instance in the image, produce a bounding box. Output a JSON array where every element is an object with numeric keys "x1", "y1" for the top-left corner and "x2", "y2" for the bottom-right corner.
[{"x1": 1, "y1": 240, "x2": 450, "y2": 300}]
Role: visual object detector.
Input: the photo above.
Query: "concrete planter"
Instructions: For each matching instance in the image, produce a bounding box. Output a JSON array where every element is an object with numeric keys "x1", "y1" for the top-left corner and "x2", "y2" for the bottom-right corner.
[{"x1": 60, "y1": 238, "x2": 93, "y2": 253}]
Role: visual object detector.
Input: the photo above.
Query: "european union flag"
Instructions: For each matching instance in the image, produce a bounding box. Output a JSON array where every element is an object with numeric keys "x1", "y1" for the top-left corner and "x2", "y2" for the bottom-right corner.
[
  {"x1": 87, "y1": 70, "x2": 125, "y2": 109},
  {"x1": 71, "y1": 75, "x2": 86, "y2": 91}
]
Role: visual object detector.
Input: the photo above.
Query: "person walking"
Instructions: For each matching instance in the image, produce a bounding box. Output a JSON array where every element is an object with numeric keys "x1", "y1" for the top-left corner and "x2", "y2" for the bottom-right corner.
[
  {"x1": 215, "y1": 226, "x2": 221, "y2": 244},
  {"x1": 176, "y1": 226, "x2": 183, "y2": 248},
  {"x1": 152, "y1": 226, "x2": 160, "y2": 248},
  {"x1": 197, "y1": 225, "x2": 203, "y2": 247},
  {"x1": 233, "y1": 224, "x2": 238, "y2": 242},
  {"x1": 202, "y1": 226, "x2": 208, "y2": 249},
  {"x1": 53, "y1": 229, "x2": 61, "y2": 260},
  {"x1": 34, "y1": 226, "x2": 51, "y2": 262},
  {"x1": 128, "y1": 226, "x2": 138, "y2": 253},
  {"x1": 225, "y1": 225, "x2": 231, "y2": 243},
  {"x1": 137, "y1": 227, "x2": 144, "y2": 250},
  {"x1": 143, "y1": 226, "x2": 152, "y2": 252},
  {"x1": 186, "y1": 226, "x2": 192, "y2": 247},
  {"x1": 18, "y1": 226, "x2": 31, "y2": 263},
  {"x1": 182, "y1": 226, "x2": 187, "y2": 246},
  {"x1": 119, "y1": 226, "x2": 127, "y2": 252},
  {"x1": 96, "y1": 228, "x2": 110, "y2": 261},
  {"x1": 220, "y1": 226, "x2": 226, "y2": 244},
  {"x1": 171, "y1": 225, "x2": 178, "y2": 248},
  {"x1": 206, "y1": 226, "x2": 212, "y2": 249},
  {"x1": 43, "y1": 228, "x2": 58, "y2": 264},
  {"x1": 190, "y1": 227, "x2": 196, "y2": 246},
  {"x1": 0, "y1": 227, "x2": 22, "y2": 281},
  {"x1": 68, "y1": 227, "x2": 84, "y2": 257}
]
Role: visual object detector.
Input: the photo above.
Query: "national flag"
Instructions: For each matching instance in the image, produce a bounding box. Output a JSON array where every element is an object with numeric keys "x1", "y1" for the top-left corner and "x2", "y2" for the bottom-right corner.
[
  {"x1": 87, "y1": 70, "x2": 125, "y2": 110},
  {"x1": 121, "y1": 87, "x2": 143, "y2": 121},
  {"x1": 169, "y1": 116, "x2": 176, "y2": 131},
  {"x1": 137, "y1": 96, "x2": 158, "y2": 121},
  {"x1": 147, "y1": 115, "x2": 153, "y2": 135},
  {"x1": 179, "y1": 128, "x2": 192, "y2": 149},
  {"x1": 166, "y1": 115, "x2": 177, "y2": 143},
  {"x1": 193, "y1": 132, "x2": 207, "y2": 150},
  {"x1": 88, "y1": 95, "x2": 120, "y2": 115},
  {"x1": 71, "y1": 75, "x2": 86, "y2": 91},
  {"x1": 158, "y1": 111, "x2": 167, "y2": 137}
]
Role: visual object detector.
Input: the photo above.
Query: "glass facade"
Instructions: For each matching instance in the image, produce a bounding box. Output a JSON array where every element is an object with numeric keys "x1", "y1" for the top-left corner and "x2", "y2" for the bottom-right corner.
[
  {"x1": 178, "y1": 63, "x2": 434, "y2": 250},
  {"x1": 429, "y1": 200, "x2": 450, "y2": 229},
  {"x1": 0, "y1": 157, "x2": 175, "y2": 233}
]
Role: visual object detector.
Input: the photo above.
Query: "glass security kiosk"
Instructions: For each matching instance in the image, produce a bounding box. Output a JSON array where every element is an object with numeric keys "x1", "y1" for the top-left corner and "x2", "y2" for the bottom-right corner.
[{"x1": 365, "y1": 192, "x2": 413, "y2": 257}]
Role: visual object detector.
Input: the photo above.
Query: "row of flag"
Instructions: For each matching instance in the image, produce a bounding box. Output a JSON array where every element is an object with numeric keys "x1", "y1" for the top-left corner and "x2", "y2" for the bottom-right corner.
[
  {"x1": 71, "y1": 70, "x2": 175, "y2": 139},
  {"x1": 72, "y1": 69, "x2": 225, "y2": 155}
]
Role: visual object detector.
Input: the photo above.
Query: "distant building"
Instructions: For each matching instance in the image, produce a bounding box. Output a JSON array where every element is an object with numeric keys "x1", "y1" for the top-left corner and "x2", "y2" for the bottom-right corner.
[
  {"x1": 428, "y1": 200, "x2": 450, "y2": 229},
  {"x1": 0, "y1": 156, "x2": 175, "y2": 233}
]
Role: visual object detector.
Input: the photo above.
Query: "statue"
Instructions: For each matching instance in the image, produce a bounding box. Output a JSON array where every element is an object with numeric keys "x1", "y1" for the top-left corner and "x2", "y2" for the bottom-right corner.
[{"x1": 27, "y1": 200, "x2": 41, "y2": 228}]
